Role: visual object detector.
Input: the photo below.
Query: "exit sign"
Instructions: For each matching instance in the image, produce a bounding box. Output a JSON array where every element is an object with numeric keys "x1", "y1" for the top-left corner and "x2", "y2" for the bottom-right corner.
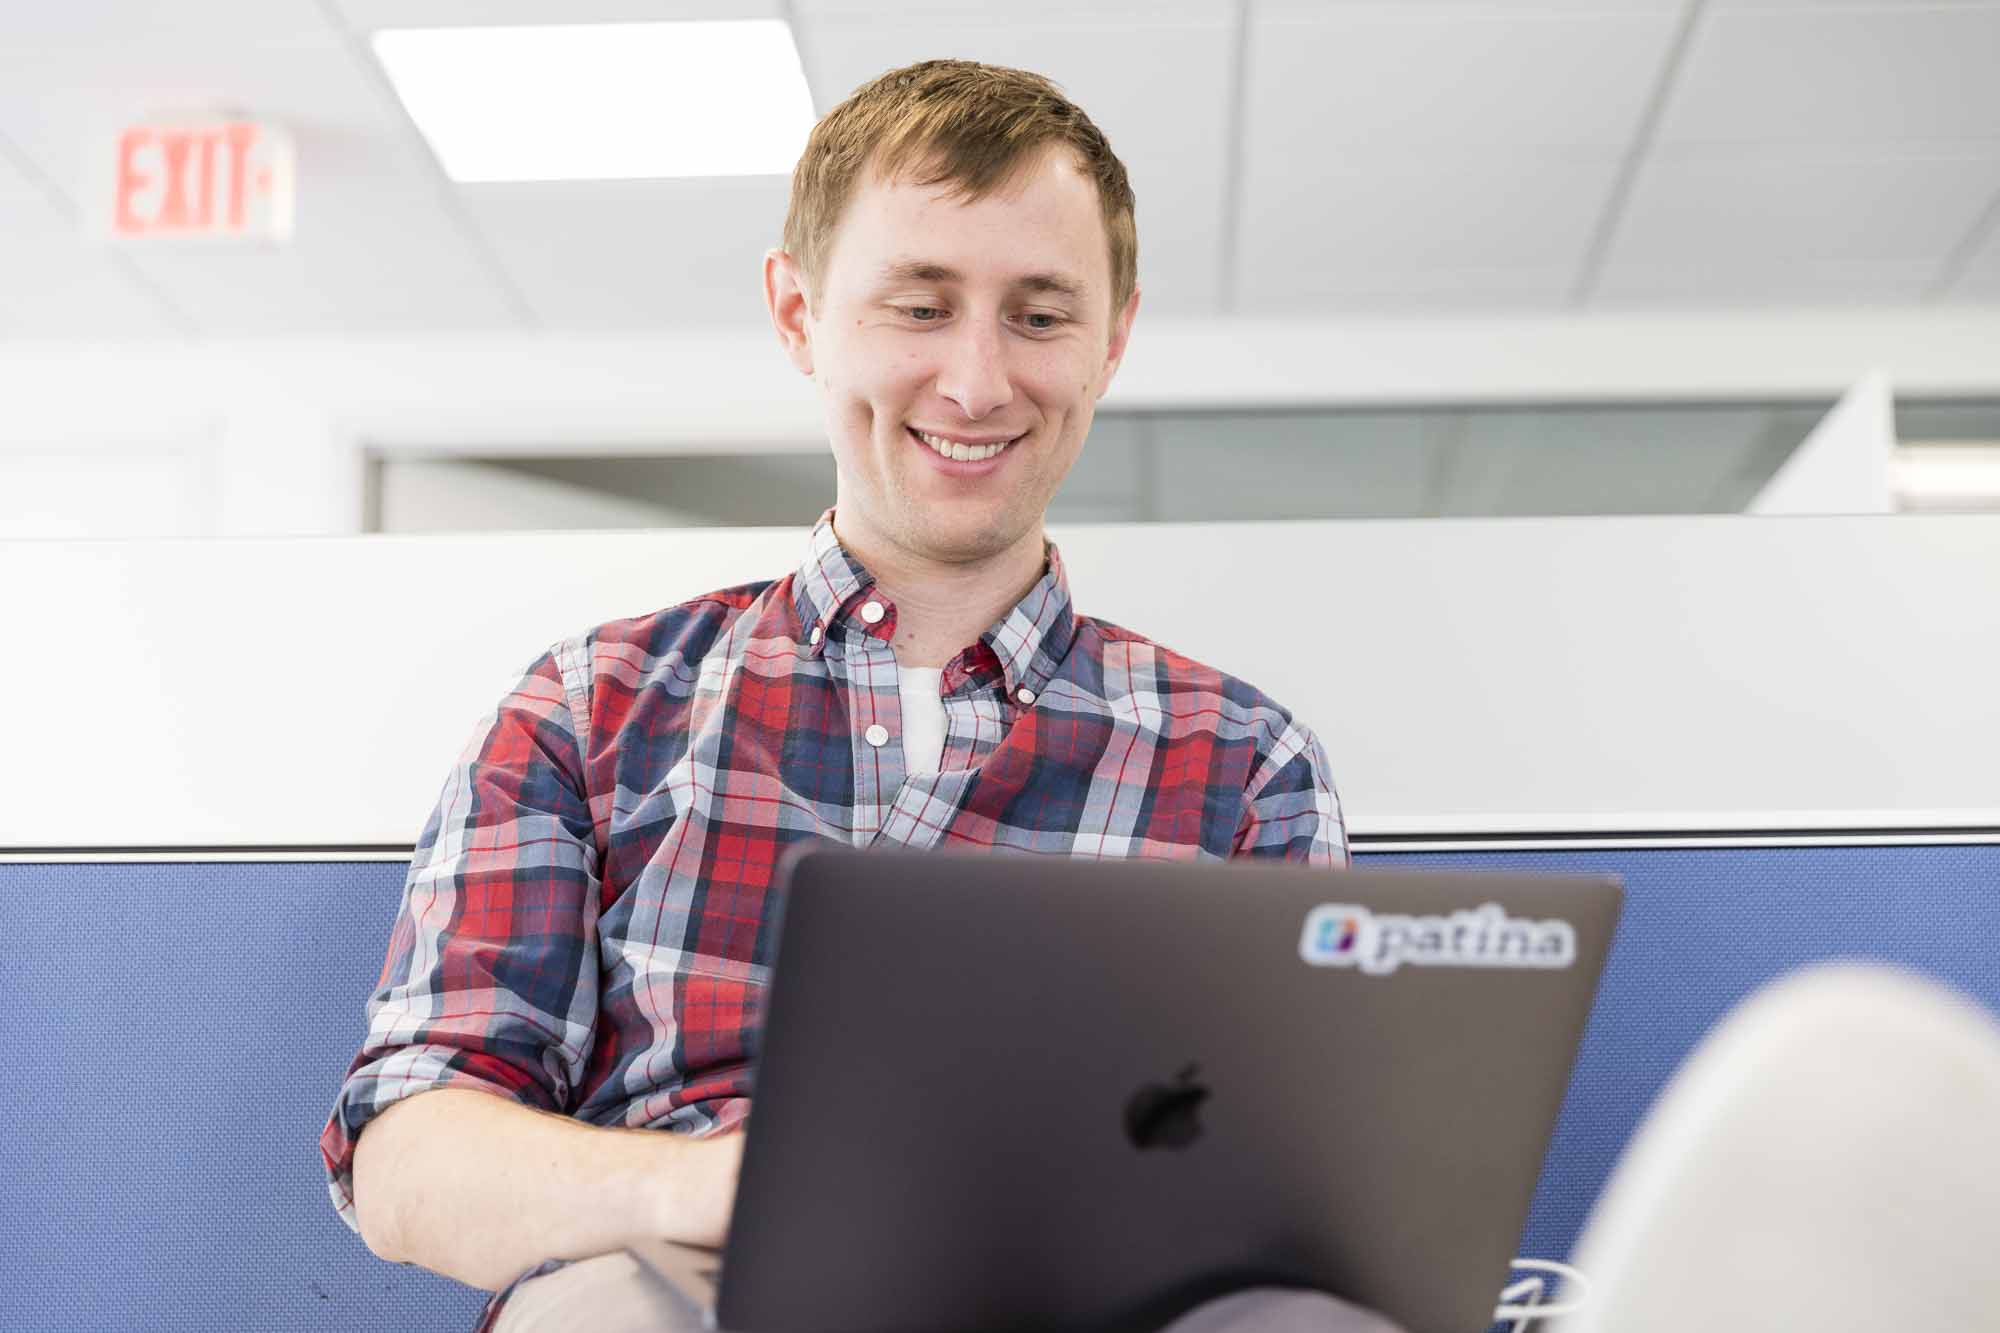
[{"x1": 105, "y1": 119, "x2": 294, "y2": 243}]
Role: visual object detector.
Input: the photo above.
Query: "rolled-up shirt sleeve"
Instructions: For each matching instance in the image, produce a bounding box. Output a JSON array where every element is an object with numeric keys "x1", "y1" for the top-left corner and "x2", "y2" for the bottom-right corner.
[
  {"x1": 1232, "y1": 721, "x2": 1349, "y2": 866},
  {"x1": 319, "y1": 645, "x2": 602, "y2": 1233}
]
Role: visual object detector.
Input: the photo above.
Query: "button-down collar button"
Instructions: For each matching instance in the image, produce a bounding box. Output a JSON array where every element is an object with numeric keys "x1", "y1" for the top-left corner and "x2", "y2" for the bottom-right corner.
[
  {"x1": 809, "y1": 624, "x2": 824, "y2": 645},
  {"x1": 863, "y1": 723, "x2": 890, "y2": 748},
  {"x1": 1016, "y1": 687, "x2": 1037, "y2": 706},
  {"x1": 860, "y1": 600, "x2": 886, "y2": 625}
]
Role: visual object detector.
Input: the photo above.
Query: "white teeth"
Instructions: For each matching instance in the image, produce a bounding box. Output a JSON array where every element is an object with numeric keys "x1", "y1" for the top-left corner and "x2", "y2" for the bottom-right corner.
[{"x1": 915, "y1": 429, "x2": 1011, "y2": 463}]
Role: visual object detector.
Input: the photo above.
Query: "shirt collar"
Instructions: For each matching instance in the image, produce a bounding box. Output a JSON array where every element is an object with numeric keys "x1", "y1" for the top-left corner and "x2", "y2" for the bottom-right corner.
[
  {"x1": 790, "y1": 508, "x2": 1077, "y2": 699},
  {"x1": 791, "y1": 509, "x2": 875, "y2": 640}
]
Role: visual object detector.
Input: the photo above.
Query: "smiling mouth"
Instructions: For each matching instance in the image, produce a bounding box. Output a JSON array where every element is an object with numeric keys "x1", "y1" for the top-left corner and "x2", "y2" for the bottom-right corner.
[{"x1": 908, "y1": 426, "x2": 1022, "y2": 463}]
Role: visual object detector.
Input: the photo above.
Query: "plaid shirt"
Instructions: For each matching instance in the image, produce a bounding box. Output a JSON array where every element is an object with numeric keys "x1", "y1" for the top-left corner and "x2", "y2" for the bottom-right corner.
[{"x1": 320, "y1": 510, "x2": 1345, "y2": 1317}]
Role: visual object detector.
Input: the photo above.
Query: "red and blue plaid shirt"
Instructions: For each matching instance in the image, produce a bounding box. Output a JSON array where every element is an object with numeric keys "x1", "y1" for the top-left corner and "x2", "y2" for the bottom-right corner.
[{"x1": 320, "y1": 510, "x2": 1345, "y2": 1314}]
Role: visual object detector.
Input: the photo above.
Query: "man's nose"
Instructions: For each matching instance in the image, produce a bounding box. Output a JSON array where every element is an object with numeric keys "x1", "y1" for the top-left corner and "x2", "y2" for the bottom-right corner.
[{"x1": 933, "y1": 320, "x2": 1014, "y2": 421}]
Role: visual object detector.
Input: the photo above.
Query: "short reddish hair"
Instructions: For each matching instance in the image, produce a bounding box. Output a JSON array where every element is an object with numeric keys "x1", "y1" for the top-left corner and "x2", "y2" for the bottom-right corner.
[{"x1": 783, "y1": 59, "x2": 1139, "y2": 319}]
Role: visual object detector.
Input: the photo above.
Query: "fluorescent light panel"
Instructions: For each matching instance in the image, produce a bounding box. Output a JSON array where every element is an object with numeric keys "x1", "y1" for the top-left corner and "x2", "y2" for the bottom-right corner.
[{"x1": 372, "y1": 21, "x2": 814, "y2": 182}]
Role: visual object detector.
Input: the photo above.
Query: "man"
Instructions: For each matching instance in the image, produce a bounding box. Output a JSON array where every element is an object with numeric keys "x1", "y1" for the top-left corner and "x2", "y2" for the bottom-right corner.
[{"x1": 322, "y1": 59, "x2": 1379, "y2": 1332}]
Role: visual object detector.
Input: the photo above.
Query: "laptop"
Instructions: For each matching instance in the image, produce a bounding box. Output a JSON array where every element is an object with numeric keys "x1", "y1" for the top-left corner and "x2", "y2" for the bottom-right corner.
[{"x1": 632, "y1": 843, "x2": 1622, "y2": 1333}]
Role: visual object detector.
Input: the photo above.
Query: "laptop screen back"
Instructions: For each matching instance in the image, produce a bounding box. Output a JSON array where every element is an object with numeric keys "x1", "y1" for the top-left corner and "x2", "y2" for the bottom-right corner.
[{"x1": 720, "y1": 846, "x2": 1621, "y2": 1333}]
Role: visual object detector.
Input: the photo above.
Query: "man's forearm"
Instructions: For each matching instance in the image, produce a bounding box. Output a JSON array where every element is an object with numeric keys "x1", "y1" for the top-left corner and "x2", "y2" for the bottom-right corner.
[{"x1": 351, "y1": 1086, "x2": 737, "y2": 1291}]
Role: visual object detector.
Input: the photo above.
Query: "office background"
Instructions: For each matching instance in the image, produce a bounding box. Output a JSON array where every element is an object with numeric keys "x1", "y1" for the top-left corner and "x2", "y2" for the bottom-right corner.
[
  {"x1": 3, "y1": 0, "x2": 1999, "y2": 538},
  {"x1": 4, "y1": 2, "x2": 1999, "y2": 1330}
]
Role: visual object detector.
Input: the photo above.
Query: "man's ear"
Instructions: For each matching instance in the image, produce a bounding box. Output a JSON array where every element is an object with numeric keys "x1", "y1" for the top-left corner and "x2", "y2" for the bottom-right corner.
[
  {"x1": 763, "y1": 248, "x2": 816, "y2": 377},
  {"x1": 1096, "y1": 284, "x2": 1142, "y2": 398}
]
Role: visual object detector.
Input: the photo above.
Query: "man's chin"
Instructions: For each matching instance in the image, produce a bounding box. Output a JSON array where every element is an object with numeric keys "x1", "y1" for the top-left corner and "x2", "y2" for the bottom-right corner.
[{"x1": 899, "y1": 509, "x2": 1032, "y2": 567}]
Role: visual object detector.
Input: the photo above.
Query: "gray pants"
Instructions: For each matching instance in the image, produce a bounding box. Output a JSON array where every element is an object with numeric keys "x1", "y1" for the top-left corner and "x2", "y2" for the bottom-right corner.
[{"x1": 493, "y1": 1249, "x2": 1407, "y2": 1333}]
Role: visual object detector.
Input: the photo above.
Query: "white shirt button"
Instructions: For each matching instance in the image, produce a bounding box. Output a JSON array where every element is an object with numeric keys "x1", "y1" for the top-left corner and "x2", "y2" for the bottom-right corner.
[
  {"x1": 808, "y1": 625, "x2": 823, "y2": 645},
  {"x1": 864, "y1": 723, "x2": 890, "y2": 748},
  {"x1": 860, "y1": 600, "x2": 885, "y2": 624},
  {"x1": 1016, "y1": 687, "x2": 1037, "y2": 706}
]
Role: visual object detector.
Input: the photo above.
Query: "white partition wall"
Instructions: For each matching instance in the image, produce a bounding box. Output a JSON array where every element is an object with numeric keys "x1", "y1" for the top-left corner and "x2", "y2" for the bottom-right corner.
[
  {"x1": 1749, "y1": 372, "x2": 1896, "y2": 515},
  {"x1": 5, "y1": 515, "x2": 1997, "y2": 852}
]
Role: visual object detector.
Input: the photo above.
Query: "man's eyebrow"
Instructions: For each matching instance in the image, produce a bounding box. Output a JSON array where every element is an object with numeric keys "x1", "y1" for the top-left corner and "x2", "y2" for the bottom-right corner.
[
  {"x1": 1017, "y1": 271, "x2": 1089, "y2": 301},
  {"x1": 879, "y1": 260, "x2": 962, "y2": 285},
  {"x1": 877, "y1": 260, "x2": 1090, "y2": 302}
]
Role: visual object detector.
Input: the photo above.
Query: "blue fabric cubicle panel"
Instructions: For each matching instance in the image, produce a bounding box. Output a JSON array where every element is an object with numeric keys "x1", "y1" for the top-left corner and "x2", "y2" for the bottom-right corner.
[
  {"x1": 4, "y1": 847, "x2": 1997, "y2": 1330},
  {"x1": 1358, "y1": 845, "x2": 2000, "y2": 1273},
  {"x1": 0, "y1": 860, "x2": 487, "y2": 1333}
]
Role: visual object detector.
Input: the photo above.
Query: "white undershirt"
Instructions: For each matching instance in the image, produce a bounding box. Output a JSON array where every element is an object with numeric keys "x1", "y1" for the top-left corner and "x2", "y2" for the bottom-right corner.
[{"x1": 897, "y1": 667, "x2": 947, "y2": 775}]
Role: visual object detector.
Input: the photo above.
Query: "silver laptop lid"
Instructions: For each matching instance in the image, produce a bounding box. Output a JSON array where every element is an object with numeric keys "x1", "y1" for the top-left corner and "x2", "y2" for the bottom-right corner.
[{"x1": 720, "y1": 845, "x2": 1621, "y2": 1333}]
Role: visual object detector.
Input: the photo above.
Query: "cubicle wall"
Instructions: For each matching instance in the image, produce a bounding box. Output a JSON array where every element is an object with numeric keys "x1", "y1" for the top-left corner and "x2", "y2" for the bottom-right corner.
[
  {"x1": 4, "y1": 517, "x2": 1996, "y2": 1330},
  {"x1": 1373, "y1": 843, "x2": 2000, "y2": 1266},
  {"x1": 10, "y1": 842, "x2": 1996, "y2": 1331},
  {"x1": 8, "y1": 515, "x2": 1998, "y2": 846}
]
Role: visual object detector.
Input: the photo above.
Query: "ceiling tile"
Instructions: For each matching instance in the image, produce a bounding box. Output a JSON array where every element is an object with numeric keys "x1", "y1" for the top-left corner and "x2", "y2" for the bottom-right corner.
[
  {"x1": 798, "y1": 8, "x2": 1234, "y2": 316},
  {"x1": 1, "y1": 0, "x2": 329, "y2": 47},
  {"x1": 0, "y1": 152, "x2": 183, "y2": 338},
  {"x1": 793, "y1": 1, "x2": 1216, "y2": 17},
  {"x1": 1941, "y1": 202, "x2": 2000, "y2": 302},
  {"x1": 1234, "y1": 156, "x2": 1620, "y2": 311},
  {"x1": 1248, "y1": 5, "x2": 1683, "y2": 154},
  {"x1": 1593, "y1": 258, "x2": 1941, "y2": 307},
  {"x1": 0, "y1": 30, "x2": 523, "y2": 334},
  {"x1": 1238, "y1": 265, "x2": 1583, "y2": 313},
  {"x1": 1609, "y1": 148, "x2": 2000, "y2": 263},
  {"x1": 1658, "y1": 7, "x2": 2000, "y2": 146},
  {"x1": 1267, "y1": 0, "x2": 1687, "y2": 9},
  {"x1": 122, "y1": 178, "x2": 526, "y2": 336},
  {"x1": 460, "y1": 177, "x2": 789, "y2": 331},
  {"x1": 1706, "y1": 0, "x2": 1996, "y2": 10},
  {"x1": 1236, "y1": 5, "x2": 1674, "y2": 311},
  {"x1": 331, "y1": 0, "x2": 776, "y2": 29},
  {"x1": 1595, "y1": 149, "x2": 2000, "y2": 306}
]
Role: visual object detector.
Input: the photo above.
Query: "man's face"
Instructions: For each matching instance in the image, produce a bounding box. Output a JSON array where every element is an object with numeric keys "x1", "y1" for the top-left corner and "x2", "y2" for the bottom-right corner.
[{"x1": 770, "y1": 147, "x2": 1139, "y2": 568}]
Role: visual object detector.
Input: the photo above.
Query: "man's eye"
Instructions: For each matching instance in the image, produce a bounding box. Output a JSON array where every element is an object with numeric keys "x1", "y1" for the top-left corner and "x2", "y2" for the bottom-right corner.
[
  {"x1": 1023, "y1": 313, "x2": 1063, "y2": 331},
  {"x1": 907, "y1": 306, "x2": 943, "y2": 321}
]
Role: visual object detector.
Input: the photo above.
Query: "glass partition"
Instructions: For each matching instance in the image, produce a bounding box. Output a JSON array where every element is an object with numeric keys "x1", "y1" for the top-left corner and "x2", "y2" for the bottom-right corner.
[{"x1": 367, "y1": 399, "x2": 1851, "y2": 532}]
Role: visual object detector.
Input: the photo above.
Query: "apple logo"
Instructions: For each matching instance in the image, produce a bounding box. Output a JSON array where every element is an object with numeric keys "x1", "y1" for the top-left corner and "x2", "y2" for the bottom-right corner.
[{"x1": 1124, "y1": 1064, "x2": 1210, "y2": 1150}]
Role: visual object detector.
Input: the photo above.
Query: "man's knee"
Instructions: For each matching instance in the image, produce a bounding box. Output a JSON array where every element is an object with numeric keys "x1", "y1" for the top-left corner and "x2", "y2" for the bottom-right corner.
[{"x1": 492, "y1": 1250, "x2": 706, "y2": 1333}]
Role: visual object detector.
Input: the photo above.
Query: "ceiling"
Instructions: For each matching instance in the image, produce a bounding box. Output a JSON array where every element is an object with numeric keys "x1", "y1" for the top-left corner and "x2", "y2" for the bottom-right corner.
[{"x1": 3, "y1": 0, "x2": 1997, "y2": 340}]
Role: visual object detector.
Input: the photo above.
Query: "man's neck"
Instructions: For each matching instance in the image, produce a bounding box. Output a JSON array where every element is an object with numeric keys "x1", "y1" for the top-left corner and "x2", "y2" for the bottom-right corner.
[{"x1": 832, "y1": 516, "x2": 1047, "y2": 670}]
